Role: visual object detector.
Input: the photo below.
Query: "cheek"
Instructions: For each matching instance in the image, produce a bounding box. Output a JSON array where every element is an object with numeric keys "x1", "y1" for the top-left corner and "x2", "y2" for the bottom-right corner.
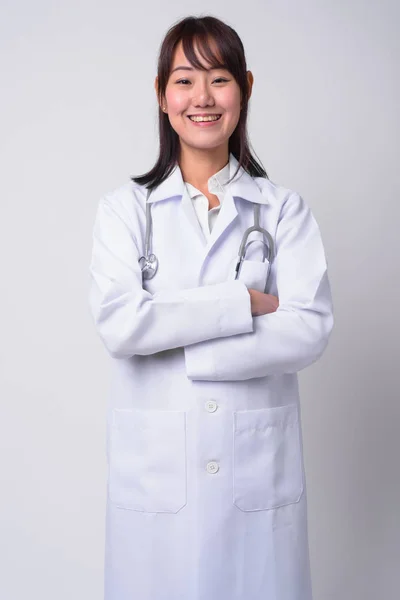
[
  {"x1": 218, "y1": 89, "x2": 241, "y2": 115},
  {"x1": 165, "y1": 90, "x2": 187, "y2": 112}
]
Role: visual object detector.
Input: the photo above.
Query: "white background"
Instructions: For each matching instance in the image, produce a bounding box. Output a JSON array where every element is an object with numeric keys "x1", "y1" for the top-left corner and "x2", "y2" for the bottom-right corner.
[{"x1": 1, "y1": 1, "x2": 399, "y2": 598}]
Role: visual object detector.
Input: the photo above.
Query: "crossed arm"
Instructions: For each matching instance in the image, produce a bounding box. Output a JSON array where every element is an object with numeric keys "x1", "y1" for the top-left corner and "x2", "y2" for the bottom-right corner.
[{"x1": 89, "y1": 192, "x2": 333, "y2": 376}]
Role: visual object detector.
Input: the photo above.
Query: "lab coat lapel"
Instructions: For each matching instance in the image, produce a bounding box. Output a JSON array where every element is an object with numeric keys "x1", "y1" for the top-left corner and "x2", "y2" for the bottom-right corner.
[
  {"x1": 201, "y1": 190, "x2": 238, "y2": 259},
  {"x1": 148, "y1": 163, "x2": 206, "y2": 257},
  {"x1": 198, "y1": 154, "x2": 267, "y2": 264},
  {"x1": 179, "y1": 184, "x2": 208, "y2": 249},
  {"x1": 178, "y1": 179, "x2": 240, "y2": 268}
]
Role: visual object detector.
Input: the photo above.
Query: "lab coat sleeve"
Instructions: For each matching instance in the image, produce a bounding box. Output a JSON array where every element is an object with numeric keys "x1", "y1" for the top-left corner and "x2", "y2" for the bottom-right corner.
[
  {"x1": 184, "y1": 192, "x2": 334, "y2": 380},
  {"x1": 88, "y1": 196, "x2": 254, "y2": 358}
]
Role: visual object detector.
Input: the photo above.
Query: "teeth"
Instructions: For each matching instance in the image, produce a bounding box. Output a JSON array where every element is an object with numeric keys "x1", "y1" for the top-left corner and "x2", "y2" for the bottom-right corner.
[{"x1": 189, "y1": 115, "x2": 221, "y2": 122}]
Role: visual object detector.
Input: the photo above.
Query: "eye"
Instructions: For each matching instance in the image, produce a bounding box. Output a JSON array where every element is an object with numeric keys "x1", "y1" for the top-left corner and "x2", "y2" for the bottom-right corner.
[{"x1": 175, "y1": 77, "x2": 230, "y2": 85}]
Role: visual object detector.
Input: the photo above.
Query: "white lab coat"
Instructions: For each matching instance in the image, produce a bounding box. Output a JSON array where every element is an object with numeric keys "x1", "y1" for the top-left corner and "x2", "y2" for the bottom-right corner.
[{"x1": 88, "y1": 153, "x2": 334, "y2": 600}]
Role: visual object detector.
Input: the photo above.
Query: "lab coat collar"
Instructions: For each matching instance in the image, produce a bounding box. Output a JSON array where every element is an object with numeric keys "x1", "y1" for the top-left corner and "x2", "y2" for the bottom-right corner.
[{"x1": 147, "y1": 153, "x2": 268, "y2": 205}]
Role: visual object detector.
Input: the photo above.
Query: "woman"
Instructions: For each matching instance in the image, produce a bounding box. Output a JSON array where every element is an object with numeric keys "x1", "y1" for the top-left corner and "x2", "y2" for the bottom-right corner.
[{"x1": 89, "y1": 14, "x2": 334, "y2": 600}]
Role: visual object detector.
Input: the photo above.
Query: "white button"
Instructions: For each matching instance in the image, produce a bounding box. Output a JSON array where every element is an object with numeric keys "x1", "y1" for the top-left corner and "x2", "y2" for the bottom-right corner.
[
  {"x1": 205, "y1": 400, "x2": 218, "y2": 412},
  {"x1": 206, "y1": 461, "x2": 219, "y2": 474}
]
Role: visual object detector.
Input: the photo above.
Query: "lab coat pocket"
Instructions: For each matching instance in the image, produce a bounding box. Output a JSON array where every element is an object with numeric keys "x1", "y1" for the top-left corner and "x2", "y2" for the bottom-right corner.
[
  {"x1": 109, "y1": 408, "x2": 187, "y2": 513},
  {"x1": 233, "y1": 404, "x2": 304, "y2": 512},
  {"x1": 237, "y1": 259, "x2": 271, "y2": 293}
]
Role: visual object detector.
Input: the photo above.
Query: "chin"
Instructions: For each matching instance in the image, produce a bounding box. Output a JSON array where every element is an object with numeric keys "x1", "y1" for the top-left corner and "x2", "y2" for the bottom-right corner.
[{"x1": 183, "y1": 136, "x2": 230, "y2": 150}]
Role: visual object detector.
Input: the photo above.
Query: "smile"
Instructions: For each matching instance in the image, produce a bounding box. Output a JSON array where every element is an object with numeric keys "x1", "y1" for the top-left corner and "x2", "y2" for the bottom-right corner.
[{"x1": 188, "y1": 115, "x2": 222, "y2": 122}]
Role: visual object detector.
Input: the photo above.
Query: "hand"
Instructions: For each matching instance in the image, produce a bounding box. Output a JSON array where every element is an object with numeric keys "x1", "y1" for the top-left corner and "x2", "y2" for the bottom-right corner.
[{"x1": 248, "y1": 289, "x2": 279, "y2": 317}]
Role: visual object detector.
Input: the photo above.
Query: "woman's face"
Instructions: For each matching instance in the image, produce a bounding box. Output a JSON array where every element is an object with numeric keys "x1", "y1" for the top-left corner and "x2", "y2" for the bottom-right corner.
[{"x1": 157, "y1": 39, "x2": 252, "y2": 152}]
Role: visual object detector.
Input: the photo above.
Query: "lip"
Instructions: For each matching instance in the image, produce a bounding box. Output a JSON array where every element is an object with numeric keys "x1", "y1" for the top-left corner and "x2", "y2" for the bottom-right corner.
[{"x1": 187, "y1": 114, "x2": 222, "y2": 127}]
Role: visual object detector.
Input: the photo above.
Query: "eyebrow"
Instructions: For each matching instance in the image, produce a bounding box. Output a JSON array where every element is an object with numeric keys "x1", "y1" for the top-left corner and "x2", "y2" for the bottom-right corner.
[{"x1": 170, "y1": 65, "x2": 227, "y2": 74}]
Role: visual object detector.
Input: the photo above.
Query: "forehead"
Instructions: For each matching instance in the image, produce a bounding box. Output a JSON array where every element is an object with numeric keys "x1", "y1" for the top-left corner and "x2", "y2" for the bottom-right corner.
[{"x1": 171, "y1": 37, "x2": 223, "y2": 69}]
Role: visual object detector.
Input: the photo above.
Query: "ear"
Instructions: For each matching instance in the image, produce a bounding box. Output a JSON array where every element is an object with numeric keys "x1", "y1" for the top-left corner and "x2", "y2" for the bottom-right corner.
[
  {"x1": 246, "y1": 71, "x2": 254, "y2": 101},
  {"x1": 154, "y1": 76, "x2": 162, "y2": 106}
]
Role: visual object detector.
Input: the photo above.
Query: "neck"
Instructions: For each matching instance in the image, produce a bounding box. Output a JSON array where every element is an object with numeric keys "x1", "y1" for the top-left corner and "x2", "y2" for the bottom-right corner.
[{"x1": 178, "y1": 143, "x2": 229, "y2": 191}]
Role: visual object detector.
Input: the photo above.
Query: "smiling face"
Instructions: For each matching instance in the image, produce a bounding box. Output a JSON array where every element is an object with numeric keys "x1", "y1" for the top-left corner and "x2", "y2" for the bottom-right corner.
[{"x1": 156, "y1": 38, "x2": 252, "y2": 154}]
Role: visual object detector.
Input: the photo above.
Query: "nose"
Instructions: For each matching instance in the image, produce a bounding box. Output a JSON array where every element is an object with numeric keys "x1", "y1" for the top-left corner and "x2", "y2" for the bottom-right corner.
[{"x1": 192, "y1": 80, "x2": 215, "y2": 108}]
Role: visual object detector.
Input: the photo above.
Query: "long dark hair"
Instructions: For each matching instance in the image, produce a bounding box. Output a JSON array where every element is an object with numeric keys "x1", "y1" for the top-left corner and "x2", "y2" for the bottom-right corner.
[{"x1": 131, "y1": 15, "x2": 268, "y2": 190}]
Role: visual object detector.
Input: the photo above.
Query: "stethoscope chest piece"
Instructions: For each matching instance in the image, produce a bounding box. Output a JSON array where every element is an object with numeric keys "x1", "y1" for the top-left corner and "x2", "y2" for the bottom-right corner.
[{"x1": 139, "y1": 253, "x2": 158, "y2": 279}]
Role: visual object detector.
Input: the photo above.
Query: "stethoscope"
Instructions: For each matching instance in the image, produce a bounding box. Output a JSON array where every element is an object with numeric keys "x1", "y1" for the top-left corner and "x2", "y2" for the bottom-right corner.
[{"x1": 139, "y1": 186, "x2": 275, "y2": 283}]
